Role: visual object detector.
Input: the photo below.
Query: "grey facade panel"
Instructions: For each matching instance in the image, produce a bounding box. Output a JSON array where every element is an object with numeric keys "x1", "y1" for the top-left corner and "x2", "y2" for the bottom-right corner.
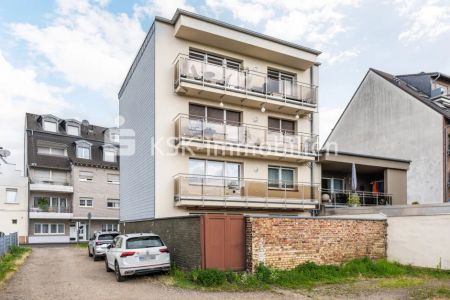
[{"x1": 119, "y1": 26, "x2": 155, "y2": 222}]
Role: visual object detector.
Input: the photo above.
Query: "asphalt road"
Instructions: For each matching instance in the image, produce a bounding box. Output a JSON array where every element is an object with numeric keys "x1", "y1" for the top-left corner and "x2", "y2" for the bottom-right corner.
[{"x1": 0, "y1": 246, "x2": 294, "y2": 300}]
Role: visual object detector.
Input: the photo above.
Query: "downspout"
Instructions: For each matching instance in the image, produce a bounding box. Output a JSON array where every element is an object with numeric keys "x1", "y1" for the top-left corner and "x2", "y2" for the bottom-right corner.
[
  {"x1": 310, "y1": 65, "x2": 316, "y2": 213},
  {"x1": 445, "y1": 122, "x2": 450, "y2": 202}
]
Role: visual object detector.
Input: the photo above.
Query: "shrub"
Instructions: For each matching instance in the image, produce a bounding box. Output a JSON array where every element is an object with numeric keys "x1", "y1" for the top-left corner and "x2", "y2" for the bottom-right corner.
[
  {"x1": 255, "y1": 264, "x2": 274, "y2": 283},
  {"x1": 347, "y1": 194, "x2": 361, "y2": 206},
  {"x1": 190, "y1": 269, "x2": 227, "y2": 287}
]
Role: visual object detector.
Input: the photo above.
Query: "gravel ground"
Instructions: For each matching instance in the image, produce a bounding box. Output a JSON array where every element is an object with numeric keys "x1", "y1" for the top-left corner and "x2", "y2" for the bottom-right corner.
[{"x1": 0, "y1": 246, "x2": 297, "y2": 300}]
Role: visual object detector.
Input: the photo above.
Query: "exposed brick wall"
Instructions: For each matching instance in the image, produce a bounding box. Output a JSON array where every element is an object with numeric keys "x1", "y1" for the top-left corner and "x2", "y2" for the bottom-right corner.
[
  {"x1": 246, "y1": 217, "x2": 387, "y2": 272},
  {"x1": 121, "y1": 216, "x2": 202, "y2": 270}
]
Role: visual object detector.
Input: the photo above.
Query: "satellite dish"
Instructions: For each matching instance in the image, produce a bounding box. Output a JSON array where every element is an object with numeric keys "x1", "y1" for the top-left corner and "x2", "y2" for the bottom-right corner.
[{"x1": 0, "y1": 149, "x2": 11, "y2": 158}]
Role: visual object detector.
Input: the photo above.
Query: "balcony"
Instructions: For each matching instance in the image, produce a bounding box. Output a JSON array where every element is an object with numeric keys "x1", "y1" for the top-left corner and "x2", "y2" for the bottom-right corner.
[
  {"x1": 174, "y1": 174, "x2": 319, "y2": 210},
  {"x1": 175, "y1": 114, "x2": 318, "y2": 162},
  {"x1": 174, "y1": 55, "x2": 318, "y2": 115},
  {"x1": 321, "y1": 189, "x2": 393, "y2": 207},
  {"x1": 29, "y1": 206, "x2": 73, "y2": 219},
  {"x1": 29, "y1": 176, "x2": 73, "y2": 193}
]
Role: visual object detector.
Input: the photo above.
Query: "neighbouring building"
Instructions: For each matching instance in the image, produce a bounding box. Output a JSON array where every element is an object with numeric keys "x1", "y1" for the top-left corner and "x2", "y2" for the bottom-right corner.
[
  {"x1": 0, "y1": 150, "x2": 28, "y2": 243},
  {"x1": 323, "y1": 69, "x2": 450, "y2": 204},
  {"x1": 25, "y1": 113, "x2": 120, "y2": 243},
  {"x1": 119, "y1": 9, "x2": 321, "y2": 221}
]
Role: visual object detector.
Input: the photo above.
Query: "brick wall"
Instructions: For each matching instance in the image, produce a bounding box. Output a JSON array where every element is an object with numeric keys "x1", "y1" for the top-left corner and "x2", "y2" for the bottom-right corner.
[
  {"x1": 246, "y1": 217, "x2": 387, "y2": 271},
  {"x1": 122, "y1": 216, "x2": 202, "y2": 270}
]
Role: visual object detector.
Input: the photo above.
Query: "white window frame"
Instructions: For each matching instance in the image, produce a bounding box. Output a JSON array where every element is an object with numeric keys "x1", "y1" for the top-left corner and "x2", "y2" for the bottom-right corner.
[
  {"x1": 34, "y1": 223, "x2": 65, "y2": 235},
  {"x1": 103, "y1": 149, "x2": 116, "y2": 162},
  {"x1": 79, "y1": 171, "x2": 93, "y2": 182},
  {"x1": 37, "y1": 146, "x2": 67, "y2": 157},
  {"x1": 77, "y1": 146, "x2": 91, "y2": 159},
  {"x1": 102, "y1": 223, "x2": 119, "y2": 232},
  {"x1": 322, "y1": 177, "x2": 345, "y2": 193},
  {"x1": 107, "y1": 174, "x2": 120, "y2": 184},
  {"x1": 107, "y1": 199, "x2": 120, "y2": 209},
  {"x1": 43, "y1": 120, "x2": 58, "y2": 132},
  {"x1": 66, "y1": 124, "x2": 80, "y2": 136},
  {"x1": 79, "y1": 198, "x2": 93, "y2": 207},
  {"x1": 268, "y1": 166, "x2": 296, "y2": 190},
  {"x1": 6, "y1": 188, "x2": 18, "y2": 204}
]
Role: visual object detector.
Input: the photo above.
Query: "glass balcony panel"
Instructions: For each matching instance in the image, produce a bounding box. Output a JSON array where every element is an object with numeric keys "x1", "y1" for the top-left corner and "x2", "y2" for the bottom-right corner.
[
  {"x1": 204, "y1": 63, "x2": 224, "y2": 85},
  {"x1": 246, "y1": 72, "x2": 266, "y2": 94},
  {"x1": 225, "y1": 68, "x2": 245, "y2": 91}
]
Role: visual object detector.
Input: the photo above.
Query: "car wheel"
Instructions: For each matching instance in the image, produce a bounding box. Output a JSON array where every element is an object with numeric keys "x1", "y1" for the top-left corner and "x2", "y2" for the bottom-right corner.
[
  {"x1": 115, "y1": 261, "x2": 124, "y2": 282},
  {"x1": 88, "y1": 246, "x2": 93, "y2": 257},
  {"x1": 105, "y1": 258, "x2": 112, "y2": 272},
  {"x1": 93, "y1": 251, "x2": 99, "y2": 261}
]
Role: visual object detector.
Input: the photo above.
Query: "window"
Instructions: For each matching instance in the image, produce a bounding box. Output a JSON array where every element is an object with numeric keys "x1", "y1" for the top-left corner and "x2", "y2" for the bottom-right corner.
[
  {"x1": 107, "y1": 174, "x2": 119, "y2": 184},
  {"x1": 107, "y1": 199, "x2": 120, "y2": 208},
  {"x1": 268, "y1": 166, "x2": 295, "y2": 189},
  {"x1": 33, "y1": 169, "x2": 68, "y2": 184},
  {"x1": 6, "y1": 188, "x2": 18, "y2": 203},
  {"x1": 189, "y1": 49, "x2": 241, "y2": 70},
  {"x1": 67, "y1": 124, "x2": 80, "y2": 136},
  {"x1": 43, "y1": 120, "x2": 57, "y2": 132},
  {"x1": 34, "y1": 223, "x2": 65, "y2": 235},
  {"x1": 126, "y1": 236, "x2": 163, "y2": 249},
  {"x1": 32, "y1": 196, "x2": 67, "y2": 212},
  {"x1": 268, "y1": 117, "x2": 295, "y2": 135},
  {"x1": 79, "y1": 198, "x2": 93, "y2": 207},
  {"x1": 76, "y1": 146, "x2": 91, "y2": 159},
  {"x1": 189, "y1": 159, "x2": 241, "y2": 186},
  {"x1": 37, "y1": 146, "x2": 67, "y2": 156},
  {"x1": 322, "y1": 178, "x2": 344, "y2": 193},
  {"x1": 102, "y1": 223, "x2": 119, "y2": 232},
  {"x1": 79, "y1": 171, "x2": 93, "y2": 182},
  {"x1": 103, "y1": 149, "x2": 116, "y2": 162},
  {"x1": 267, "y1": 68, "x2": 296, "y2": 96},
  {"x1": 12, "y1": 219, "x2": 17, "y2": 224}
]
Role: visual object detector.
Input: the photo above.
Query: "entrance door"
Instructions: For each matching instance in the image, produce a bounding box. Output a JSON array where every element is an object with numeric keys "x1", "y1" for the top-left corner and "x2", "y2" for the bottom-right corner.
[
  {"x1": 69, "y1": 222, "x2": 77, "y2": 241},
  {"x1": 201, "y1": 215, "x2": 245, "y2": 271},
  {"x1": 77, "y1": 223, "x2": 88, "y2": 241}
]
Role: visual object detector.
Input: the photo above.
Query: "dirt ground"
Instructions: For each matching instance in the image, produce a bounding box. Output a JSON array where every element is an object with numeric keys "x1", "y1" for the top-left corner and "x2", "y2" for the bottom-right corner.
[{"x1": 1, "y1": 246, "x2": 449, "y2": 300}]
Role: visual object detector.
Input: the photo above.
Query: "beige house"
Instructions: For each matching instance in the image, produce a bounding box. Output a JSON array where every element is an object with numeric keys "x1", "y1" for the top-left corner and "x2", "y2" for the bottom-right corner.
[
  {"x1": 119, "y1": 10, "x2": 321, "y2": 221},
  {"x1": 0, "y1": 153, "x2": 28, "y2": 243}
]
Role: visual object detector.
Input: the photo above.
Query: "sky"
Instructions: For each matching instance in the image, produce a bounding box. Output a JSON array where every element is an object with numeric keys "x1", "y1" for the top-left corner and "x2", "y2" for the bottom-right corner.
[{"x1": 1, "y1": 0, "x2": 450, "y2": 170}]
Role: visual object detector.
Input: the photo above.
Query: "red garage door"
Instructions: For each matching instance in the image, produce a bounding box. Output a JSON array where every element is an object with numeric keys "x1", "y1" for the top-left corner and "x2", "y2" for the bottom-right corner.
[{"x1": 201, "y1": 215, "x2": 245, "y2": 271}]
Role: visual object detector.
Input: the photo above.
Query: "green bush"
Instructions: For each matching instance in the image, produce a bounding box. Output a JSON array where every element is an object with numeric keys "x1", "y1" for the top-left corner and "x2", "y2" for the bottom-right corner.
[
  {"x1": 190, "y1": 268, "x2": 227, "y2": 287},
  {"x1": 347, "y1": 194, "x2": 361, "y2": 206},
  {"x1": 0, "y1": 246, "x2": 31, "y2": 281}
]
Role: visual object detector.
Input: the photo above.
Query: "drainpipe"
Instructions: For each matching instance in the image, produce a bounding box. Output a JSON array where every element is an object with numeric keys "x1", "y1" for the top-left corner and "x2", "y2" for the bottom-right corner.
[{"x1": 310, "y1": 65, "x2": 317, "y2": 213}]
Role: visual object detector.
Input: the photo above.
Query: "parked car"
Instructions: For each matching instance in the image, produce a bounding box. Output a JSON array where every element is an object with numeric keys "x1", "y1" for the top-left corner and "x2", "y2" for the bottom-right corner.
[
  {"x1": 88, "y1": 231, "x2": 119, "y2": 261},
  {"x1": 105, "y1": 233, "x2": 170, "y2": 282}
]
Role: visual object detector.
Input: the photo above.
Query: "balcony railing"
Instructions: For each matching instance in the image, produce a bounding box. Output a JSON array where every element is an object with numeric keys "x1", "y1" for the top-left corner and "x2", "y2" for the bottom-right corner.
[
  {"x1": 175, "y1": 114, "x2": 318, "y2": 156},
  {"x1": 30, "y1": 176, "x2": 72, "y2": 186},
  {"x1": 174, "y1": 174, "x2": 320, "y2": 208},
  {"x1": 174, "y1": 55, "x2": 318, "y2": 107},
  {"x1": 29, "y1": 206, "x2": 72, "y2": 213},
  {"x1": 321, "y1": 189, "x2": 393, "y2": 207}
]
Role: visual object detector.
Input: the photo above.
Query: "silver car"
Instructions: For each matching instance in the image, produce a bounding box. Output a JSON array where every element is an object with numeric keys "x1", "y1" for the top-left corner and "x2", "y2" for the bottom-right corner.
[{"x1": 88, "y1": 231, "x2": 119, "y2": 261}]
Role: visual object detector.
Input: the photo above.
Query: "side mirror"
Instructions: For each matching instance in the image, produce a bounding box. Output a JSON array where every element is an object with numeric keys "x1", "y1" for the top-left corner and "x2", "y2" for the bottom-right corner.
[{"x1": 107, "y1": 244, "x2": 113, "y2": 249}]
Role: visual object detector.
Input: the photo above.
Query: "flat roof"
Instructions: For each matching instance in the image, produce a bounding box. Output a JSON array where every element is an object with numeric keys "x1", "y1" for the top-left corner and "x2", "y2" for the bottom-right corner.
[{"x1": 320, "y1": 150, "x2": 411, "y2": 164}]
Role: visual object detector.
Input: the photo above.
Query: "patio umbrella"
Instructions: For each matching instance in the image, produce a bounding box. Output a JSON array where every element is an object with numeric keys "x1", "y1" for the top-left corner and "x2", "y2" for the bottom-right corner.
[{"x1": 351, "y1": 163, "x2": 357, "y2": 194}]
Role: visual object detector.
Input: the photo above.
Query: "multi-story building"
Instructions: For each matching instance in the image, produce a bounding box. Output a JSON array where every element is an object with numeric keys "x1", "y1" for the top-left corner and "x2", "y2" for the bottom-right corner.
[
  {"x1": 323, "y1": 69, "x2": 450, "y2": 204},
  {"x1": 119, "y1": 9, "x2": 321, "y2": 221},
  {"x1": 0, "y1": 149, "x2": 28, "y2": 243},
  {"x1": 25, "y1": 113, "x2": 120, "y2": 243}
]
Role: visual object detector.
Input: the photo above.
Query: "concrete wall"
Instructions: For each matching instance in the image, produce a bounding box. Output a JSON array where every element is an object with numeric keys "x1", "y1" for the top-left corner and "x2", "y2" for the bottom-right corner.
[
  {"x1": 246, "y1": 217, "x2": 387, "y2": 271},
  {"x1": 0, "y1": 163, "x2": 28, "y2": 242},
  {"x1": 387, "y1": 214, "x2": 450, "y2": 269},
  {"x1": 122, "y1": 216, "x2": 202, "y2": 270},
  {"x1": 119, "y1": 25, "x2": 156, "y2": 222},
  {"x1": 325, "y1": 71, "x2": 444, "y2": 204},
  {"x1": 72, "y1": 165, "x2": 119, "y2": 219},
  {"x1": 384, "y1": 169, "x2": 407, "y2": 205}
]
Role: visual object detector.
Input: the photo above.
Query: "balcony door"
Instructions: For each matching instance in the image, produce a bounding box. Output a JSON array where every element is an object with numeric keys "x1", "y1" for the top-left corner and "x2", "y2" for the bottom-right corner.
[
  {"x1": 268, "y1": 68, "x2": 296, "y2": 98},
  {"x1": 189, "y1": 159, "x2": 241, "y2": 189}
]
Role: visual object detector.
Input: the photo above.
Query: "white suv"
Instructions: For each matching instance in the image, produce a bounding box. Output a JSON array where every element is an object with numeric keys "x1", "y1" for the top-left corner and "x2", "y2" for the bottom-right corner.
[
  {"x1": 88, "y1": 231, "x2": 119, "y2": 261},
  {"x1": 105, "y1": 233, "x2": 170, "y2": 282}
]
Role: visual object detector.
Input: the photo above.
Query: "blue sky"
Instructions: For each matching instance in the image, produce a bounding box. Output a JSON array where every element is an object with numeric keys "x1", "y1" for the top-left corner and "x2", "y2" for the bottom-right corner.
[{"x1": 1, "y1": 0, "x2": 450, "y2": 168}]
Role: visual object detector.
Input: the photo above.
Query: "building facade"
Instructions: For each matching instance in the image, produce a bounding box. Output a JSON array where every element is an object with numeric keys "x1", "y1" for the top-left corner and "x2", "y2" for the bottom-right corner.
[
  {"x1": 324, "y1": 69, "x2": 450, "y2": 204},
  {"x1": 25, "y1": 113, "x2": 120, "y2": 243},
  {"x1": 119, "y1": 10, "x2": 321, "y2": 221},
  {"x1": 0, "y1": 152, "x2": 28, "y2": 243}
]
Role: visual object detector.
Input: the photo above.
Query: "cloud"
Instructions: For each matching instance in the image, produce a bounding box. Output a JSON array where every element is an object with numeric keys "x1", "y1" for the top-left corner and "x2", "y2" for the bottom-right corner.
[
  {"x1": 10, "y1": 0, "x2": 147, "y2": 100},
  {"x1": 205, "y1": 0, "x2": 274, "y2": 25},
  {"x1": 0, "y1": 51, "x2": 69, "y2": 169},
  {"x1": 321, "y1": 48, "x2": 360, "y2": 65},
  {"x1": 394, "y1": 0, "x2": 450, "y2": 43},
  {"x1": 319, "y1": 106, "x2": 344, "y2": 146},
  {"x1": 134, "y1": 0, "x2": 196, "y2": 19}
]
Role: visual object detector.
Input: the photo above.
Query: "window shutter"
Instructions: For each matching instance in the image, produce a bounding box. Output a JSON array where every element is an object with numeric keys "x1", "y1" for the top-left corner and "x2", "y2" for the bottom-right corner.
[
  {"x1": 189, "y1": 104, "x2": 205, "y2": 118},
  {"x1": 268, "y1": 117, "x2": 280, "y2": 130}
]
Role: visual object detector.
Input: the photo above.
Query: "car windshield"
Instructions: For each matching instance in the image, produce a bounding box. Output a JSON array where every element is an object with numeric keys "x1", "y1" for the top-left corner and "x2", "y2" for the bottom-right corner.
[
  {"x1": 98, "y1": 234, "x2": 118, "y2": 241},
  {"x1": 126, "y1": 236, "x2": 163, "y2": 249}
]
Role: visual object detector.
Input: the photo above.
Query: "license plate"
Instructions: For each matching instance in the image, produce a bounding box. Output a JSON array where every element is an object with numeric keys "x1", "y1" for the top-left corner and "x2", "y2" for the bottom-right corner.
[{"x1": 139, "y1": 254, "x2": 156, "y2": 261}]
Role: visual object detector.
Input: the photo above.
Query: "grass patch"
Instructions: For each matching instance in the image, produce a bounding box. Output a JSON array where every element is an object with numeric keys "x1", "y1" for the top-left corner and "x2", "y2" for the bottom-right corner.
[
  {"x1": 72, "y1": 242, "x2": 88, "y2": 249},
  {"x1": 411, "y1": 286, "x2": 450, "y2": 299},
  {"x1": 171, "y1": 258, "x2": 450, "y2": 291},
  {"x1": 0, "y1": 246, "x2": 31, "y2": 283},
  {"x1": 378, "y1": 277, "x2": 424, "y2": 288}
]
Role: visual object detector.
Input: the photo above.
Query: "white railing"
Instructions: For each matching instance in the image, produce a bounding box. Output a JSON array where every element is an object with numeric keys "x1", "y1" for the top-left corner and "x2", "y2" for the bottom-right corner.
[
  {"x1": 174, "y1": 55, "x2": 318, "y2": 107},
  {"x1": 321, "y1": 188, "x2": 393, "y2": 207}
]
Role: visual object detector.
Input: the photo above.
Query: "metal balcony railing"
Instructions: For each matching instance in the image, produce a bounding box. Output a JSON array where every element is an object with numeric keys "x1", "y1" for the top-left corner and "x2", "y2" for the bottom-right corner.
[
  {"x1": 174, "y1": 174, "x2": 320, "y2": 207},
  {"x1": 174, "y1": 55, "x2": 318, "y2": 107},
  {"x1": 321, "y1": 188, "x2": 393, "y2": 207},
  {"x1": 29, "y1": 206, "x2": 72, "y2": 213},
  {"x1": 30, "y1": 176, "x2": 72, "y2": 186},
  {"x1": 174, "y1": 114, "x2": 319, "y2": 156}
]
